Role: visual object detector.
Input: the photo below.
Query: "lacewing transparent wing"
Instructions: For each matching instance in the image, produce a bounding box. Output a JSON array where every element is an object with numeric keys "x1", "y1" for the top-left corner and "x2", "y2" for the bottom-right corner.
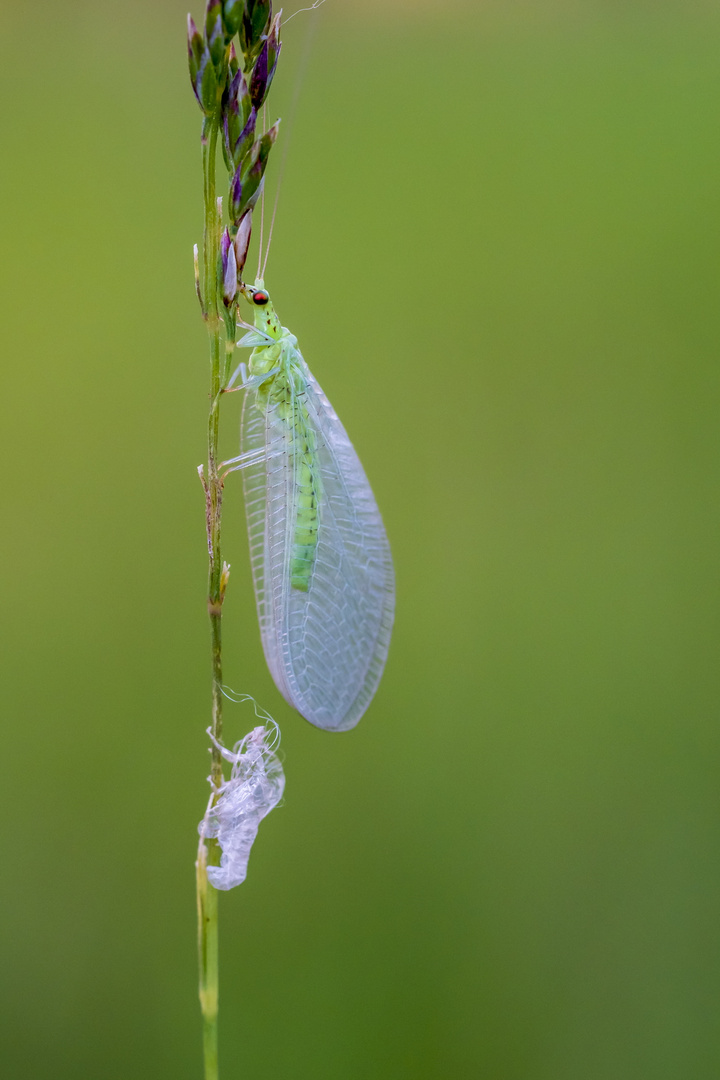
[{"x1": 234, "y1": 290, "x2": 394, "y2": 732}]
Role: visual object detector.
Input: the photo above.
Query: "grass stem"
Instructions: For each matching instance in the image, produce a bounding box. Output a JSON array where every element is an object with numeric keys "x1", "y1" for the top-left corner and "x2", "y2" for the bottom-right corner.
[{"x1": 197, "y1": 111, "x2": 224, "y2": 1080}]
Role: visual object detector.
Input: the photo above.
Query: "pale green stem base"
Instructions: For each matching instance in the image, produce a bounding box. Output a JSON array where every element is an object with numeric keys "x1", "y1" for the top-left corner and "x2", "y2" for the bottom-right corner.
[
  {"x1": 197, "y1": 838, "x2": 219, "y2": 1080},
  {"x1": 197, "y1": 112, "x2": 225, "y2": 1080}
]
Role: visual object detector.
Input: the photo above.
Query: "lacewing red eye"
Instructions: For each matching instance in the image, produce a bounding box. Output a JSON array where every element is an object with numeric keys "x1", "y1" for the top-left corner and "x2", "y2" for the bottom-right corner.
[{"x1": 253, "y1": 290, "x2": 269, "y2": 305}]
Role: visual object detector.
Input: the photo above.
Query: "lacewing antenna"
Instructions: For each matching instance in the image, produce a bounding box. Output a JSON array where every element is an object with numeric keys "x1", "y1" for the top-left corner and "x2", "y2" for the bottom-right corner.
[{"x1": 259, "y1": 2, "x2": 325, "y2": 277}]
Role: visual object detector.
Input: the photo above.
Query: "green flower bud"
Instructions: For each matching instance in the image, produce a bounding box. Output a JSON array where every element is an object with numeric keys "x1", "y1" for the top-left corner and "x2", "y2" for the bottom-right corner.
[
  {"x1": 229, "y1": 155, "x2": 266, "y2": 223},
  {"x1": 248, "y1": 0, "x2": 272, "y2": 44},
  {"x1": 226, "y1": 68, "x2": 253, "y2": 130},
  {"x1": 257, "y1": 119, "x2": 280, "y2": 167},
  {"x1": 249, "y1": 41, "x2": 269, "y2": 108},
  {"x1": 220, "y1": 227, "x2": 238, "y2": 304},
  {"x1": 233, "y1": 211, "x2": 252, "y2": 276},
  {"x1": 187, "y1": 15, "x2": 205, "y2": 110},
  {"x1": 235, "y1": 110, "x2": 258, "y2": 170},
  {"x1": 223, "y1": 70, "x2": 256, "y2": 169},
  {"x1": 266, "y1": 11, "x2": 282, "y2": 80},
  {"x1": 205, "y1": 0, "x2": 226, "y2": 74},
  {"x1": 197, "y1": 47, "x2": 219, "y2": 114},
  {"x1": 222, "y1": 0, "x2": 244, "y2": 38},
  {"x1": 239, "y1": 0, "x2": 272, "y2": 62},
  {"x1": 248, "y1": 11, "x2": 280, "y2": 108},
  {"x1": 228, "y1": 41, "x2": 240, "y2": 79}
]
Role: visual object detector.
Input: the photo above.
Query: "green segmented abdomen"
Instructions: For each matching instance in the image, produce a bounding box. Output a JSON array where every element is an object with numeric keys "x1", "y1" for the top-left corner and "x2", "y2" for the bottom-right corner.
[
  {"x1": 290, "y1": 451, "x2": 319, "y2": 591},
  {"x1": 253, "y1": 357, "x2": 322, "y2": 592},
  {"x1": 287, "y1": 406, "x2": 321, "y2": 593}
]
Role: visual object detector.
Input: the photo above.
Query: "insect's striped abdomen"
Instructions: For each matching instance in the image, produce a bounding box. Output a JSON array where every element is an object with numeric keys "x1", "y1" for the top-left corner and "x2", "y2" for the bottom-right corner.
[
  {"x1": 258, "y1": 359, "x2": 322, "y2": 593},
  {"x1": 288, "y1": 403, "x2": 321, "y2": 592}
]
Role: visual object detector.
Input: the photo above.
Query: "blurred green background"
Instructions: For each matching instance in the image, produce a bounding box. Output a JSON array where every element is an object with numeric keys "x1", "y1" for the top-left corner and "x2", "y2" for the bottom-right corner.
[{"x1": 1, "y1": 0, "x2": 720, "y2": 1076}]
